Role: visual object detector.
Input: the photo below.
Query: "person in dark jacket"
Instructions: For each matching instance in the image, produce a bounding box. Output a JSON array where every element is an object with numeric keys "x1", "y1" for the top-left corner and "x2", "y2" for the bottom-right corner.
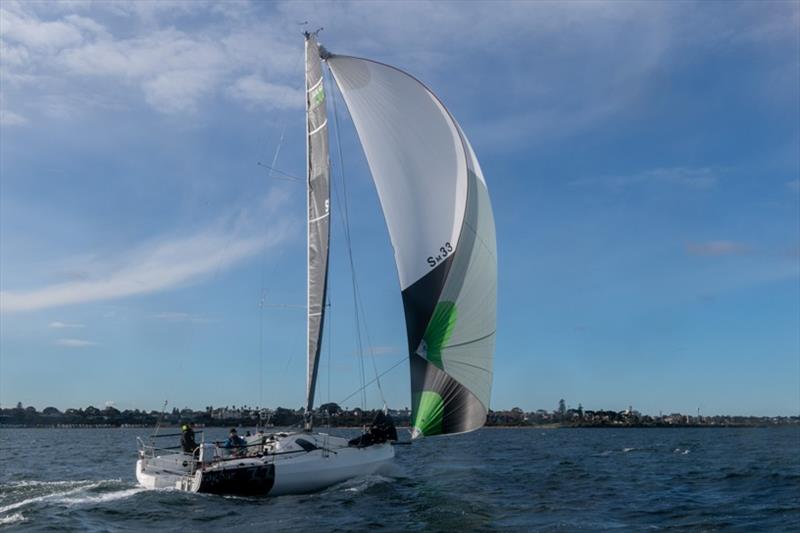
[
  {"x1": 180, "y1": 423, "x2": 197, "y2": 453},
  {"x1": 348, "y1": 411, "x2": 398, "y2": 447},
  {"x1": 224, "y1": 428, "x2": 247, "y2": 455}
]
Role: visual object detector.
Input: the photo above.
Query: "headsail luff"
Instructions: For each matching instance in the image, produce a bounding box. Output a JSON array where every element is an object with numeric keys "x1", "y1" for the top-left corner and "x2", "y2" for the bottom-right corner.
[
  {"x1": 304, "y1": 33, "x2": 331, "y2": 415},
  {"x1": 327, "y1": 56, "x2": 497, "y2": 438}
]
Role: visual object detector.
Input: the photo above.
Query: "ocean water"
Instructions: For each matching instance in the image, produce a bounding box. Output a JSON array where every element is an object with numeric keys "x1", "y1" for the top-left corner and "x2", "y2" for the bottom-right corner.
[{"x1": 0, "y1": 427, "x2": 797, "y2": 531}]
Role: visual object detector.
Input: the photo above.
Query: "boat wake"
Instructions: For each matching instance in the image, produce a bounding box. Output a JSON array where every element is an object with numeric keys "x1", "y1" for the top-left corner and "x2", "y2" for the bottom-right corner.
[
  {"x1": 0, "y1": 512, "x2": 25, "y2": 526},
  {"x1": 0, "y1": 479, "x2": 142, "y2": 524},
  {"x1": 58, "y1": 487, "x2": 146, "y2": 506},
  {"x1": 338, "y1": 474, "x2": 396, "y2": 494}
]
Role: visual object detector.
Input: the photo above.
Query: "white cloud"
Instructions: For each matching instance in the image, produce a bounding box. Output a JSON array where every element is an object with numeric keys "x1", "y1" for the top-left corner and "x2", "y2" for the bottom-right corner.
[
  {"x1": 141, "y1": 69, "x2": 217, "y2": 114},
  {"x1": 63, "y1": 14, "x2": 109, "y2": 39},
  {"x1": 226, "y1": 75, "x2": 302, "y2": 110},
  {"x1": 1, "y1": 0, "x2": 794, "y2": 144},
  {"x1": 1, "y1": 5, "x2": 302, "y2": 118},
  {"x1": 686, "y1": 241, "x2": 749, "y2": 257},
  {"x1": 0, "y1": 41, "x2": 31, "y2": 68},
  {"x1": 56, "y1": 338, "x2": 97, "y2": 347},
  {"x1": 49, "y1": 321, "x2": 86, "y2": 329},
  {"x1": 0, "y1": 109, "x2": 28, "y2": 125},
  {"x1": 0, "y1": 220, "x2": 289, "y2": 313},
  {"x1": 0, "y1": 7, "x2": 85, "y2": 51}
]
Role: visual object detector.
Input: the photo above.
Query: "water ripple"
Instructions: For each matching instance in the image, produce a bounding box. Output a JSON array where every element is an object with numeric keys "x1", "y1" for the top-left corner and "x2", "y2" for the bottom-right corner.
[{"x1": 0, "y1": 427, "x2": 798, "y2": 531}]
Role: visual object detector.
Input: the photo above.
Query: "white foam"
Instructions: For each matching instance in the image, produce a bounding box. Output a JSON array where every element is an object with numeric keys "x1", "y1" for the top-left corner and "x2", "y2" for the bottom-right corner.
[
  {"x1": 0, "y1": 481, "x2": 107, "y2": 514},
  {"x1": 0, "y1": 512, "x2": 26, "y2": 525},
  {"x1": 623, "y1": 447, "x2": 635, "y2": 453},
  {"x1": 58, "y1": 487, "x2": 145, "y2": 507},
  {"x1": 340, "y1": 474, "x2": 394, "y2": 493},
  {"x1": 4, "y1": 479, "x2": 109, "y2": 488}
]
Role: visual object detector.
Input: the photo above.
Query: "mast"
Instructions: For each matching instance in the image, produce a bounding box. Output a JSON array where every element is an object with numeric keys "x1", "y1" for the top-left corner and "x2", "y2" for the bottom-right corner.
[{"x1": 304, "y1": 32, "x2": 331, "y2": 424}]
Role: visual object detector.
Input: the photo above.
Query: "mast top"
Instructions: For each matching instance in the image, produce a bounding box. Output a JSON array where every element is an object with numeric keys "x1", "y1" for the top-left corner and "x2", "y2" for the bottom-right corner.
[
  {"x1": 303, "y1": 27, "x2": 324, "y2": 40},
  {"x1": 304, "y1": 28, "x2": 331, "y2": 59}
]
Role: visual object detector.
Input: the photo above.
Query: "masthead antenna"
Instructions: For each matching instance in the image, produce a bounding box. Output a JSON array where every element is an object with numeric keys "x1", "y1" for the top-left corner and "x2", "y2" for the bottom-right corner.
[{"x1": 302, "y1": 25, "x2": 324, "y2": 39}]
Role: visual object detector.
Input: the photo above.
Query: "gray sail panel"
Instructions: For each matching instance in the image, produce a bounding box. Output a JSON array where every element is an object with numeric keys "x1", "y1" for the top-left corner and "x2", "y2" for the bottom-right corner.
[
  {"x1": 304, "y1": 34, "x2": 331, "y2": 414},
  {"x1": 406, "y1": 121, "x2": 497, "y2": 437},
  {"x1": 409, "y1": 165, "x2": 496, "y2": 438},
  {"x1": 326, "y1": 56, "x2": 468, "y2": 291},
  {"x1": 409, "y1": 354, "x2": 487, "y2": 438},
  {"x1": 327, "y1": 54, "x2": 496, "y2": 438},
  {"x1": 425, "y1": 161, "x2": 496, "y2": 411}
]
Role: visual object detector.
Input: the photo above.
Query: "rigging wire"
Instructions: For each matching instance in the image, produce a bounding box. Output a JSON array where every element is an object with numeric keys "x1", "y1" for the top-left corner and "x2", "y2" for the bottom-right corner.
[
  {"x1": 327, "y1": 67, "x2": 369, "y2": 412},
  {"x1": 338, "y1": 356, "x2": 407, "y2": 407},
  {"x1": 256, "y1": 162, "x2": 303, "y2": 182},
  {"x1": 353, "y1": 272, "x2": 387, "y2": 406},
  {"x1": 327, "y1": 289, "x2": 332, "y2": 405},
  {"x1": 257, "y1": 270, "x2": 267, "y2": 408},
  {"x1": 258, "y1": 125, "x2": 287, "y2": 409},
  {"x1": 327, "y1": 65, "x2": 388, "y2": 410}
]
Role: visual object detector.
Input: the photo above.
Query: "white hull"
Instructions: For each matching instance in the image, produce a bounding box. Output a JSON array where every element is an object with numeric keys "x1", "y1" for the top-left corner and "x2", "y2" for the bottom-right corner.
[{"x1": 136, "y1": 432, "x2": 394, "y2": 496}]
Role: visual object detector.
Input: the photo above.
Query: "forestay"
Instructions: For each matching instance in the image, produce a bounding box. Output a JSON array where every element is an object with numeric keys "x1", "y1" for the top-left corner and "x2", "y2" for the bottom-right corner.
[{"x1": 327, "y1": 56, "x2": 497, "y2": 438}]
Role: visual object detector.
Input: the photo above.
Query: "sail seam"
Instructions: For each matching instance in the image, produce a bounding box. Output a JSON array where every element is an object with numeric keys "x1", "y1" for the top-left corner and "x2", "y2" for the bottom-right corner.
[
  {"x1": 308, "y1": 119, "x2": 328, "y2": 136},
  {"x1": 309, "y1": 212, "x2": 330, "y2": 223},
  {"x1": 442, "y1": 359, "x2": 493, "y2": 374},
  {"x1": 443, "y1": 329, "x2": 496, "y2": 350},
  {"x1": 307, "y1": 76, "x2": 323, "y2": 93},
  {"x1": 462, "y1": 220, "x2": 497, "y2": 262}
]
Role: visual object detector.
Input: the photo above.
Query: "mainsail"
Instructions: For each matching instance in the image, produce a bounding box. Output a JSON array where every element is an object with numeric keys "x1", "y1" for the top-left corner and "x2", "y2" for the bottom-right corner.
[
  {"x1": 304, "y1": 33, "x2": 331, "y2": 415},
  {"x1": 327, "y1": 56, "x2": 497, "y2": 438}
]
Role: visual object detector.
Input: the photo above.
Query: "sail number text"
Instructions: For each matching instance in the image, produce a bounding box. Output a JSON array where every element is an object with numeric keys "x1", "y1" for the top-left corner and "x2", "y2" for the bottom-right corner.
[{"x1": 427, "y1": 242, "x2": 453, "y2": 268}]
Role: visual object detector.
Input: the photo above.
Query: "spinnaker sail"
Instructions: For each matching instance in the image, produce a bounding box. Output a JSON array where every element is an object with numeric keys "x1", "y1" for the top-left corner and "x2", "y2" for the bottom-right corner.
[
  {"x1": 327, "y1": 56, "x2": 497, "y2": 438},
  {"x1": 304, "y1": 33, "x2": 331, "y2": 415}
]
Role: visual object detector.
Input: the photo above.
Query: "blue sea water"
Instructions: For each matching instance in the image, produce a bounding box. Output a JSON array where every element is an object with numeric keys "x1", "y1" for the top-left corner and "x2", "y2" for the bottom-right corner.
[{"x1": 0, "y1": 427, "x2": 798, "y2": 531}]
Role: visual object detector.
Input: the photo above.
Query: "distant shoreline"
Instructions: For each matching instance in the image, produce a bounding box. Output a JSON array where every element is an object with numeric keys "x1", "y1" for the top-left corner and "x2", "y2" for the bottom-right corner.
[
  {"x1": 2, "y1": 423, "x2": 797, "y2": 429},
  {"x1": 3, "y1": 403, "x2": 797, "y2": 430}
]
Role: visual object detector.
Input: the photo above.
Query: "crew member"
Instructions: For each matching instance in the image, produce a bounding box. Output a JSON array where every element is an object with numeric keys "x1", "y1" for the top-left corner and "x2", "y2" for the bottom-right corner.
[
  {"x1": 224, "y1": 428, "x2": 247, "y2": 455},
  {"x1": 180, "y1": 423, "x2": 197, "y2": 453}
]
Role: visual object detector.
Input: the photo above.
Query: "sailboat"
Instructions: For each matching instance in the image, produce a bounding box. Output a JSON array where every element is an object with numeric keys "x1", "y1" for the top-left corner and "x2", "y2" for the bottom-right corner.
[{"x1": 135, "y1": 32, "x2": 497, "y2": 496}]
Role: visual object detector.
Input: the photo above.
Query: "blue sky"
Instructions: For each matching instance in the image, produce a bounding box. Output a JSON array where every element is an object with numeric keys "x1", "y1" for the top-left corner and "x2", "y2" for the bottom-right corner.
[{"x1": 0, "y1": 1, "x2": 797, "y2": 416}]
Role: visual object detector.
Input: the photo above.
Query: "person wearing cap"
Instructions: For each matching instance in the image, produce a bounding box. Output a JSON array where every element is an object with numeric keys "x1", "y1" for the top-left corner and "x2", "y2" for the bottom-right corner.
[
  {"x1": 180, "y1": 423, "x2": 197, "y2": 454},
  {"x1": 223, "y1": 428, "x2": 247, "y2": 455}
]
